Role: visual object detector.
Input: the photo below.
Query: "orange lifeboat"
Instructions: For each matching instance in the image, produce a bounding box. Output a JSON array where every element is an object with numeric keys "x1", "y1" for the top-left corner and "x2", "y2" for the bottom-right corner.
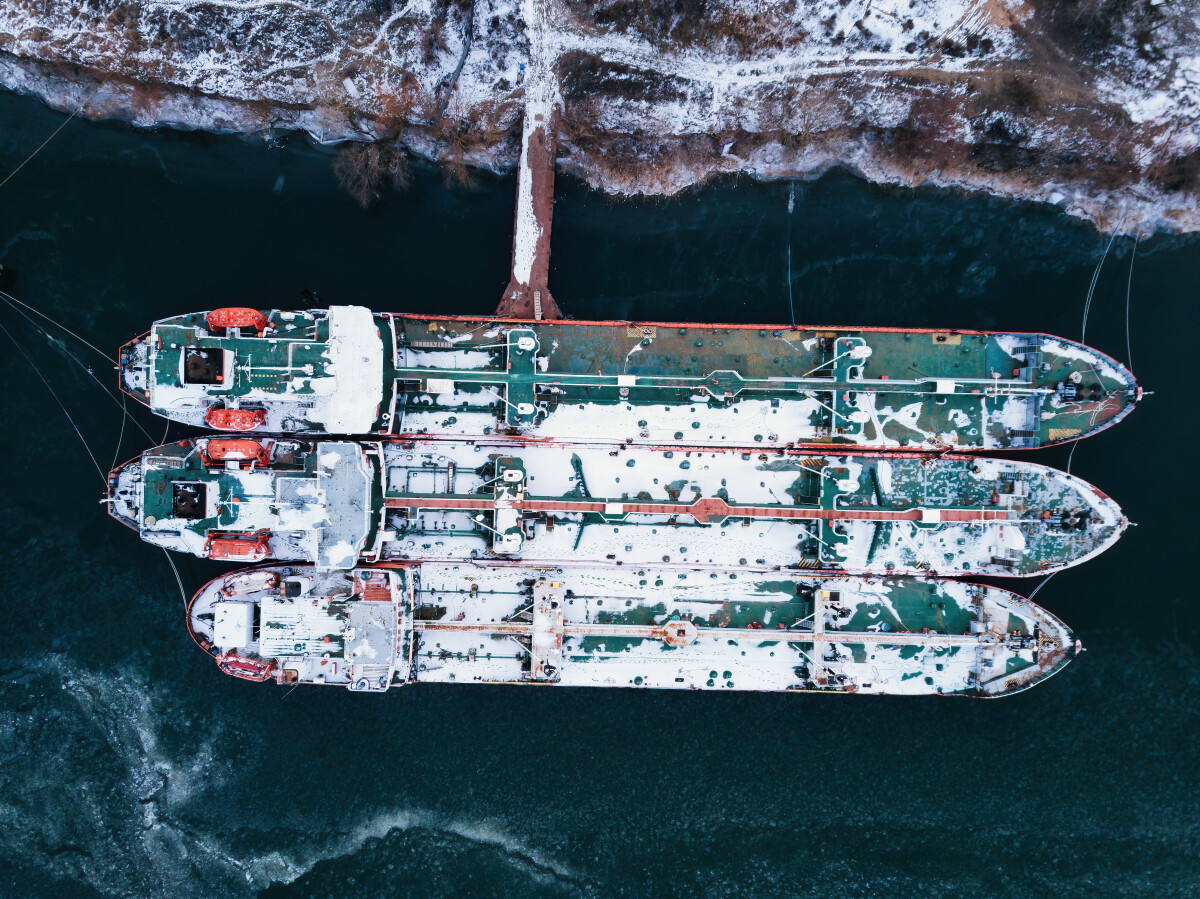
[
  {"x1": 204, "y1": 437, "x2": 268, "y2": 466},
  {"x1": 204, "y1": 533, "x2": 270, "y2": 562},
  {"x1": 205, "y1": 406, "x2": 266, "y2": 431},
  {"x1": 206, "y1": 307, "x2": 267, "y2": 332},
  {"x1": 218, "y1": 653, "x2": 275, "y2": 681}
]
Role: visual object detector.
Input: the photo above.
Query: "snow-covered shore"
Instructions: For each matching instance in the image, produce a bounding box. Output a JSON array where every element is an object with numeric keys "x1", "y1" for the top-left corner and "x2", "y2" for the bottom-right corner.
[{"x1": 2, "y1": 0, "x2": 1196, "y2": 234}]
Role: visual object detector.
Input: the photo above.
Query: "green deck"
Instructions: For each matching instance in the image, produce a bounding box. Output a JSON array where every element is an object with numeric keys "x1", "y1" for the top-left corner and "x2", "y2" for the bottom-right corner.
[{"x1": 130, "y1": 309, "x2": 1138, "y2": 449}]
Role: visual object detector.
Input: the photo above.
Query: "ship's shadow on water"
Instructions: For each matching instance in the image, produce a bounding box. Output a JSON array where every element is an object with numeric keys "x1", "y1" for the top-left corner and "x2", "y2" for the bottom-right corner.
[{"x1": 1, "y1": 88, "x2": 1198, "y2": 897}]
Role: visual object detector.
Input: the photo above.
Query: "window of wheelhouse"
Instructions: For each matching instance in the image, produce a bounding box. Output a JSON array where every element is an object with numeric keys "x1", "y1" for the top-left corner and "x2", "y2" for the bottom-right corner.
[
  {"x1": 183, "y1": 347, "x2": 227, "y2": 385},
  {"x1": 172, "y1": 482, "x2": 209, "y2": 520}
]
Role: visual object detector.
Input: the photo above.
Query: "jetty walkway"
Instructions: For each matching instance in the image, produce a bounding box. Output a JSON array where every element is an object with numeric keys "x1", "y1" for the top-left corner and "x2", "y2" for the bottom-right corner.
[{"x1": 496, "y1": 0, "x2": 563, "y2": 320}]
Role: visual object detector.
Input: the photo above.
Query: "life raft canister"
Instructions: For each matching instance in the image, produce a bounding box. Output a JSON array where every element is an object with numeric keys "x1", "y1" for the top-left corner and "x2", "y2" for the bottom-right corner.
[
  {"x1": 220, "y1": 570, "x2": 281, "y2": 597},
  {"x1": 204, "y1": 533, "x2": 270, "y2": 562},
  {"x1": 205, "y1": 406, "x2": 267, "y2": 431},
  {"x1": 218, "y1": 653, "x2": 274, "y2": 681},
  {"x1": 204, "y1": 437, "x2": 268, "y2": 466},
  {"x1": 206, "y1": 307, "x2": 267, "y2": 332}
]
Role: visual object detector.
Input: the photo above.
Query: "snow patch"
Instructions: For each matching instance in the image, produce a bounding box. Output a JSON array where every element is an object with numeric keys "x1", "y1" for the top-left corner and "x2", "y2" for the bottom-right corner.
[{"x1": 320, "y1": 306, "x2": 384, "y2": 434}]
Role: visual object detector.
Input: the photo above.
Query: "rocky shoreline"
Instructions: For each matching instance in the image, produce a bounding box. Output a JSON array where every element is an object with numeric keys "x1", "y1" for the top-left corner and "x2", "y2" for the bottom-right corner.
[{"x1": 2, "y1": 0, "x2": 1196, "y2": 235}]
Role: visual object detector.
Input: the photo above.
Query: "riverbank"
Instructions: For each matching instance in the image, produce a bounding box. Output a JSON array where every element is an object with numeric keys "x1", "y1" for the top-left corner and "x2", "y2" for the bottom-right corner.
[{"x1": 2, "y1": 0, "x2": 1196, "y2": 236}]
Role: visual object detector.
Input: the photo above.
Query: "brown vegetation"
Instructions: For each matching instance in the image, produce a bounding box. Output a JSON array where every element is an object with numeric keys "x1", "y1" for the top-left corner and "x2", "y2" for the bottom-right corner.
[
  {"x1": 558, "y1": 51, "x2": 689, "y2": 105},
  {"x1": 332, "y1": 142, "x2": 411, "y2": 207},
  {"x1": 375, "y1": 74, "x2": 421, "y2": 130},
  {"x1": 562, "y1": 0, "x2": 791, "y2": 55},
  {"x1": 1027, "y1": 0, "x2": 1156, "y2": 57},
  {"x1": 1000, "y1": 76, "x2": 1042, "y2": 113},
  {"x1": 421, "y1": 0, "x2": 473, "y2": 63},
  {"x1": 129, "y1": 80, "x2": 166, "y2": 119},
  {"x1": 432, "y1": 95, "x2": 521, "y2": 190},
  {"x1": 441, "y1": 125, "x2": 476, "y2": 190},
  {"x1": 880, "y1": 91, "x2": 970, "y2": 176},
  {"x1": 1148, "y1": 149, "x2": 1200, "y2": 194},
  {"x1": 2, "y1": 0, "x2": 1193, "y2": 231}
]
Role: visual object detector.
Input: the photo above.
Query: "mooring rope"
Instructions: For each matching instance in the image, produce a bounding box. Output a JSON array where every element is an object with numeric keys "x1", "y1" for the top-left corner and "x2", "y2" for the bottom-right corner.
[
  {"x1": 161, "y1": 547, "x2": 188, "y2": 611},
  {"x1": 1080, "y1": 212, "x2": 1123, "y2": 345},
  {"x1": 1065, "y1": 439, "x2": 1079, "y2": 475},
  {"x1": 1125, "y1": 234, "x2": 1139, "y2": 374},
  {"x1": 0, "y1": 289, "x2": 157, "y2": 444},
  {"x1": 0, "y1": 105, "x2": 194, "y2": 605},
  {"x1": 1070, "y1": 221, "x2": 1124, "y2": 475},
  {"x1": 1080, "y1": 227, "x2": 1117, "y2": 347},
  {"x1": 112, "y1": 390, "x2": 129, "y2": 471},
  {"x1": 0, "y1": 317, "x2": 107, "y2": 485},
  {"x1": 1026, "y1": 570, "x2": 1056, "y2": 603},
  {"x1": 0, "y1": 101, "x2": 87, "y2": 192},
  {"x1": 0, "y1": 288, "x2": 111, "y2": 362}
]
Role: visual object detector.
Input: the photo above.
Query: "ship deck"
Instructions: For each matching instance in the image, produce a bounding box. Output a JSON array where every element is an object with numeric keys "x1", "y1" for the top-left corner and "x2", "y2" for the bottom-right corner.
[
  {"x1": 124, "y1": 308, "x2": 1139, "y2": 450},
  {"x1": 189, "y1": 563, "x2": 1078, "y2": 698},
  {"x1": 114, "y1": 436, "x2": 1126, "y2": 578}
]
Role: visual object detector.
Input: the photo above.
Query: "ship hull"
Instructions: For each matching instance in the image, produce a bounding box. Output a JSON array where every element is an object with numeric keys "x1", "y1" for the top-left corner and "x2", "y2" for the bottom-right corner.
[
  {"x1": 120, "y1": 307, "x2": 1139, "y2": 451},
  {"x1": 188, "y1": 562, "x2": 1079, "y2": 698},
  {"x1": 111, "y1": 436, "x2": 1128, "y2": 578}
]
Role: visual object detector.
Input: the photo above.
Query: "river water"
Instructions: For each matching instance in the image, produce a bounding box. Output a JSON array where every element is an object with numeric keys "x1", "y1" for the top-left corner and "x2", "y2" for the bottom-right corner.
[{"x1": 1, "y1": 88, "x2": 1197, "y2": 897}]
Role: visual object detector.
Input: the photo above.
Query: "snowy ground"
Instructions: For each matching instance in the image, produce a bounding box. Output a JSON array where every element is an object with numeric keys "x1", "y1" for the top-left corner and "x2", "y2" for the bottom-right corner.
[{"x1": 0, "y1": 0, "x2": 1196, "y2": 233}]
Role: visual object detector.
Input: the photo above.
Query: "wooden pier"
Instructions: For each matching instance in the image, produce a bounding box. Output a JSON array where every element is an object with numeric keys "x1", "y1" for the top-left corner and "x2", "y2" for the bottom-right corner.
[{"x1": 496, "y1": 0, "x2": 563, "y2": 321}]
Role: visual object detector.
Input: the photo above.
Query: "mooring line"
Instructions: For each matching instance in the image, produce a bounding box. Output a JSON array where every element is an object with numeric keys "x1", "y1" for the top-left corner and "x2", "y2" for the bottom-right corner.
[
  {"x1": 0, "y1": 290, "x2": 158, "y2": 444},
  {"x1": 112, "y1": 390, "x2": 129, "y2": 471},
  {"x1": 1125, "y1": 234, "x2": 1139, "y2": 374},
  {"x1": 1080, "y1": 226, "x2": 1118, "y2": 346},
  {"x1": 1027, "y1": 570, "x2": 1056, "y2": 603},
  {"x1": 162, "y1": 547, "x2": 188, "y2": 611},
  {"x1": 0, "y1": 100, "x2": 87, "y2": 192},
  {"x1": 0, "y1": 317, "x2": 107, "y2": 485},
  {"x1": 0, "y1": 288, "x2": 112, "y2": 363},
  {"x1": 1071, "y1": 221, "x2": 1125, "y2": 476}
]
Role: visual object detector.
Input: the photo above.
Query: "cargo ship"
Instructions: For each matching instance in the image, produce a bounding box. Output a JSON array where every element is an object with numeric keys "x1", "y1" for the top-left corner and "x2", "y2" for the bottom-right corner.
[
  {"x1": 188, "y1": 561, "x2": 1080, "y2": 697},
  {"x1": 119, "y1": 306, "x2": 1139, "y2": 451},
  {"x1": 109, "y1": 435, "x2": 1126, "y2": 577}
]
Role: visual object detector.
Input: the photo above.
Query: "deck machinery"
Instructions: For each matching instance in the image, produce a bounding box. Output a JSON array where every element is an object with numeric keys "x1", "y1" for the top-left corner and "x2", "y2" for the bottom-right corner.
[
  {"x1": 110, "y1": 436, "x2": 1125, "y2": 578},
  {"x1": 120, "y1": 306, "x2": 1140, "y2": 451},
  {"x1": 190, "y1": 563, "x2": 1080, "y2": 698},
  {"x1": 112, "y1": 306, "x2": 1139, "y2": 697}
]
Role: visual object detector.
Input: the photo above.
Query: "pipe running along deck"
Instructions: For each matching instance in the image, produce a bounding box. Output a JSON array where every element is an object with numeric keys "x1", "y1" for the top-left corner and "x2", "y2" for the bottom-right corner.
[
  {"x1": 382, "y1": 492, "x2": 1013, "y2": 523},
  {"x1": 188, "y1": 562, "x2": 1080, "y2": 697},
  {"x1": 109, "y1": 435, "x2": 1127, "y2": 577},
  {"x1": 119, "y1": 306, "x2": 1140, "y2": 451}
]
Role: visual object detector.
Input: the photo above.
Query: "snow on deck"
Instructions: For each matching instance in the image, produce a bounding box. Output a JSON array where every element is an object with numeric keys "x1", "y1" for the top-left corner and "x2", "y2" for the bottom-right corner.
[
  {"x1": 130, "y1": 311, "x2": 1139, "y2": 450},
  {"x1": 319, "y1": 305, "x2": 385, "y2": 434},
  {"x1": 189, "y1": 562, "x2": 1079, "y2": 698},
  {"x1": 119, "y1": 435, "x2": 1127, "y2": 579}
]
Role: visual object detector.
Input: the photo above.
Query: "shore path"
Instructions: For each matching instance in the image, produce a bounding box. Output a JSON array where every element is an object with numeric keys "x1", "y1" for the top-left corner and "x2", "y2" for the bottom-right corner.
[{"x1": 497, "y1": 0, "x2": 563, "y2": 320}]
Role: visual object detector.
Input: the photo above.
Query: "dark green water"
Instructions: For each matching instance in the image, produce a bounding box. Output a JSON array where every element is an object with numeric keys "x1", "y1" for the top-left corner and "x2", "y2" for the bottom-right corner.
[{"x1": 1, "y1": 88, "x2": 1197, "y2": 897}]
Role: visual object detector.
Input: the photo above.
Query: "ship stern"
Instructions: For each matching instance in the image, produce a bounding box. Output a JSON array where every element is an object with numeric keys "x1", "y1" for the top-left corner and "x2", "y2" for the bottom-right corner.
[
  {"x1": 107, "y1": 454, "x2": 145, "y2": 532},
  {"x1": 118, "y1": 332, "x2": 153, "y2": 407}
]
